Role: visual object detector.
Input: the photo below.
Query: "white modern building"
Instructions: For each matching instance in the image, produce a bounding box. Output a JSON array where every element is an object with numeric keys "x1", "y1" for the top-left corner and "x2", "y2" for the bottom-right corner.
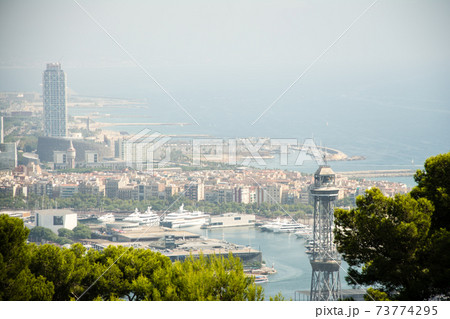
[
  {"x1": 35, "y1": 209, "x2": 77, "y2": 234},
  {"x1": 43, "y1": 63, "x2": 67, "y2": 137},
  {"x1": 201, "y1": 213, "x2": 256, "y2": 229}
]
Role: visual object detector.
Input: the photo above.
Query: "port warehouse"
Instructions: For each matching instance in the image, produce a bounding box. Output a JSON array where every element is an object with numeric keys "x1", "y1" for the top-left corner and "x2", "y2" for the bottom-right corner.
[
  {"x1": 84, "y1": 226, "x2": 262, "y2": 267},
  {"x1": 86, "y1": 237, "x2": 262, "y2": 267},
  {"x1": 165, "y1": 249, "x2": 262, "y2": 265}
]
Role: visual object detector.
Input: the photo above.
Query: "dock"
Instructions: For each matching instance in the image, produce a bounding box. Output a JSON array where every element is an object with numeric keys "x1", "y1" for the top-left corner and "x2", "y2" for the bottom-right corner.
[
  {"x1": 337, "y1": 169, "x2": 416, "y2": 178},
  {"x1": 163, "y1": 238, "x2": 262, "y2": 266}
]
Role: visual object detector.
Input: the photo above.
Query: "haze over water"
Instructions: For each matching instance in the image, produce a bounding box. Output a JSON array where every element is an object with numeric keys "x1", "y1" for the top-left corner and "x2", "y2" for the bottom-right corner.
[{"x1": 1, "y1": 1, "x2": 449, "y2": 178}]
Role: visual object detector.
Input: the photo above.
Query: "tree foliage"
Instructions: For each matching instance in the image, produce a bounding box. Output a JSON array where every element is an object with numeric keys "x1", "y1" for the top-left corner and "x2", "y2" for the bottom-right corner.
[
  {"x1": 72, "y1": 224, "x2": 91, "y2": 239},
  {"x1": 364, "y1": 288, "x2": 390, "y2": 301},
  {"x1": 335, "y1": 189, "x2": 433, "y2": 300},
  {"x1": 335, "y1": 152, "x2": 450, "y2": 300},
  {"x1": 0, "y1": 215, "x2": 266, "y2": 301},
  {"x1": 411, "y1": 152, "x2": 450, "y2": 231},
  {"x1": 58, "y1": 228, "x2": 74, "y2": 238},
  {"x1": 29, "y1": 226, "x2": 58, "y2": 242},
  {"x1": 0, "y1": 215, "x2": 54, "y2": 300}
]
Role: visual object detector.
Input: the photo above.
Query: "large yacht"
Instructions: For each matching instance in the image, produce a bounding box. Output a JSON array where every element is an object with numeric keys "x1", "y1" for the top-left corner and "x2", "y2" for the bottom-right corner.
[
  {"x1": 124, "y1": 207, "x2": 160, "y2": 226},
  {"x1": 260, "y1": 217, "x2": 305, "y2": 233},
  {"x1": 161, "y1": 204, "x2": 210, "y2": 228},
  {"x1": 97, "y1": 213, "x2": 115, "y2": 223}
]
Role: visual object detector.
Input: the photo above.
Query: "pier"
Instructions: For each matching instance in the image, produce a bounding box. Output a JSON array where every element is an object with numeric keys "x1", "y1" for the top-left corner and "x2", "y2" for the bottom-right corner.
[
  {"x1": 163, "y1": 238, "x2": 262, "y2": 266},
  {"x1": 337, "y1": 169, "x2": 416, "y2": 178}
]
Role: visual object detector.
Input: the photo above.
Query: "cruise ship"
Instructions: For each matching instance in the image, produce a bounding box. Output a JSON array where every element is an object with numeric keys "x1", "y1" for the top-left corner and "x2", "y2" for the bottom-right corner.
[
  {"x1": 260, "y1": 218, "x2": 305, "y2": 233},
  {"x1": 161, "y1": 204, "x2": 210, "y2": 228},
  {"x1": 123, "y1": 207, "x2": 160, "y2": 226},
  {"x1": 97, "y1": 213, "x2": 115, "y2": 223}
]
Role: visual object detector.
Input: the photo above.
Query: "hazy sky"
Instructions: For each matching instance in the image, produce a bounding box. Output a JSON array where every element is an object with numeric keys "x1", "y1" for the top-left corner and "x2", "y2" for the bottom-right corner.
[
  {"x1": 1, "y1": 0, "x2": 449, "y2": 71},
  {"x1": 0, "y1": 1, "x2": 449, "y2": 146}
]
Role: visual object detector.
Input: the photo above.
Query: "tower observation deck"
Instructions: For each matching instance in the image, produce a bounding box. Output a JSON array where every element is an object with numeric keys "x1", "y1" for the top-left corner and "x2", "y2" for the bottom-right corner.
[{"x1": 309, "y1": 165, "x2": 342, "y2": 301}]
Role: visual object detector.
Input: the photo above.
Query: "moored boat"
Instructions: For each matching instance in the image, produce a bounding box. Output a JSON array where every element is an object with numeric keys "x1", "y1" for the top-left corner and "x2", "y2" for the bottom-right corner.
[
  {"x1": 161, "y1": 204, "x2": 210, "y2": 228},
  {"x1": 294, "y1": 226, "x2": 312, "y2": 239},
  {"x1": 97, "y1": 213, "x2": 115, "y2": 223},
  {"x1": 124, "y1": 207, "x2": 160, "y2": 226},
  {"x1": 260, "y1": 217, "x2": 306, "y2": 233},
  {"x1": 253, "y1": 275, "x2": 269, "y2": 284}
]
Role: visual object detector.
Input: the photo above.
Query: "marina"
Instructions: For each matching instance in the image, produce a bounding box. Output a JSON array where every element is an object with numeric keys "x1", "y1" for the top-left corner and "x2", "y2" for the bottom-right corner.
[
  {"x1": 188, "y1": 225, "x2": 353, "y2": 299},
  {"x1": 80, "y1": 209, "x2": 354, "y2": 299}
]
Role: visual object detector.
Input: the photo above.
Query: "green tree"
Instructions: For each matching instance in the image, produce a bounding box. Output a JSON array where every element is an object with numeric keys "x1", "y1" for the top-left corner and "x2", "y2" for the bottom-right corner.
[
  {"x1": 75, "y1": 247, "x2": 264, "y2": 301},
  {"x1": 29, "y1": 244, "x2": 77, "y2": 300},
  {"x1": 0, "y1": 215, "x2": 54, "y2": 300},
  {"x1": 334, "y1": 153, "x2": 450, "y2": 301},
  {"x1": 334, "y1": 188, "x2": 434, "y2": 300},
  {"x1": 411, "y1": 152, "x2": 450, "y2": 231},
  {"x1": 28, "y1": 226, "x2": 58, "y2": 242},
  {"x1": 77, "y1": 246, "x2": 176, "y2": 301},
  {"x1": 171, "y1": 253, "x2": 264, "y2": 301},
  {"x1": 364, "y1": 288, "x2": 390, "y2": 301},
  {"x1": 58, "y1": 228, "x2": 75, "y2": 239},
  {"x1": 73, "y1": 224, "x2": 92, "y2": 239}
]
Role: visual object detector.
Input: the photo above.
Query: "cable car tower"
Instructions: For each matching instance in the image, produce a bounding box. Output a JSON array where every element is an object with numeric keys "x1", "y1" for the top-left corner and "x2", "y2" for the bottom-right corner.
[{"x1": 309, "y1": 165, "x2": 342, "y2": 301}]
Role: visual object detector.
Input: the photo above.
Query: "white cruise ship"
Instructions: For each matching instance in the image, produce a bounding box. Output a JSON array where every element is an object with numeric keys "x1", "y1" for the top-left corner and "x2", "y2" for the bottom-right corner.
[
  {"x1": 123, "y1": 207, "x2": 160, "y2": 226},
  {"x1": 161, "y1": 204, "x2": 210, "y2": 228},
  {"x1": 97, "y1": 213, "x2": 115, "y2": 223},
  {"x1": 260, "y1": 218, "x2": 305, "y2": 233}
]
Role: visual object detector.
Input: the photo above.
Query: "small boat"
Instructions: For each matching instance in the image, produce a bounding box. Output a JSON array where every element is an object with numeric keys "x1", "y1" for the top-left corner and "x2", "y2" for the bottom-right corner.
[
  {"x1": 97, "y1": 213, "x2": 115, "y2": 223},
  {"x1": 304, "y1": 239, "x2": 314, "y2": 249},
  {"x1": 254, "y1": 275, "x2": 269, "y2": 284},
  {"x1": 294, "y1": 226, "x2": 312, "y2": 239},
  {"x1": 246, "y1": 265, "x2": 277, "y2": 275}
]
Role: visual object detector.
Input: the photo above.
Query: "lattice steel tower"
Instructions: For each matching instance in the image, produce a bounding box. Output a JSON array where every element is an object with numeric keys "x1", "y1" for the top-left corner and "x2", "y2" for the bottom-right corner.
[{"x1": 309, "y1": 165, "x2": 342, "y2": 301}]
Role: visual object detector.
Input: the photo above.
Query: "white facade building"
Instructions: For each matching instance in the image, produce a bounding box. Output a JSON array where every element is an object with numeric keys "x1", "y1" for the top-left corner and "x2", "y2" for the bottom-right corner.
[{"x1": 35, "y1": 209, "x2": 77, "y2": 234}]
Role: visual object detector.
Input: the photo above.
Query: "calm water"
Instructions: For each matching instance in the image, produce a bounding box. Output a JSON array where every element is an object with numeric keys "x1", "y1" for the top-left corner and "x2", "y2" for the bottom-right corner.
[{"x1": 187, "y1": 226, "x2": 352, "y2": 300}]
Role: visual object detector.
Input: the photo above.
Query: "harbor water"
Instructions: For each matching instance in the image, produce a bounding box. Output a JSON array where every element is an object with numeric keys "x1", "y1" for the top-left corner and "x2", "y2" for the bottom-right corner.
[{"x1": 187, "y1": 225, "x2": 352, "y2": 300}]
